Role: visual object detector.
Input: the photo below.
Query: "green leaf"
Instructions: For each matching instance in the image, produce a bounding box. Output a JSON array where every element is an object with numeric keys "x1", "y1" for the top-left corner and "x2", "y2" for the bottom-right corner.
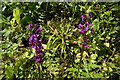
[
  {"x1": 92, "y1": 18, "x2": 99, "y2": 31},
  {"x1": 90, "y1": 54, "x2": 98, "y2": 60},
  {"x1": 109, "y1": 67, "x2": 113, "y2": 72},
  {"x1": 13, "y1": 9, "x2": 21, "y2": 24},
  {"x1": 10, "y1": 18, "x2": 15, "y2": 27},
  {"x1": 104, "y1": 43, "x2": 109, "y2": 47},
  {"x1": 5, "y1": 66, "x2": 14, "y2": 78},
  {"x1": 103, "y1": 67, "x2": 108, "y2": 71},
  {"x1": 66, "y1": 68, "x2": 78, "y2": 72},
  {"x1": 83, "y1": 51, "x2": 88, "y2": 56},
  {"x1": 104, "y1": 11, "x2": 112, "y2": 16},
  {"x1": 89, "y1": 64, "x2": 100, "y2": 69},
  {"x1": 47, "y1": 34, "x2": 56, "y2": 49},
  {"x1": 93, "y1": 73, "x2": 104, "y2": 78},
  {"x1": 75, "y1": 58, "x2": 80, "y2": 63},
  {"x1": 111, "y1": 4, "x2": 120, "y2": 11},
  {"x1": 1, "y1": 29, "x2": 12, "y2": 37},
  {"x1": 42, "y1": 44, "x2": 47, "y2": 49},
  {"x1": 54, "y1": 23, "x2": 62, "y2": 33},
  {"x1": 64, "y1": 23, "x2": 71, "y2": 34}
]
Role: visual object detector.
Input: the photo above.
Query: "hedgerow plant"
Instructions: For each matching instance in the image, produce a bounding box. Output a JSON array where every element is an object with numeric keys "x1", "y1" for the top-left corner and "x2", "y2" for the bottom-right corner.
[{"x1": 1, "y1": 2, "x2": 120, "y2": 79}]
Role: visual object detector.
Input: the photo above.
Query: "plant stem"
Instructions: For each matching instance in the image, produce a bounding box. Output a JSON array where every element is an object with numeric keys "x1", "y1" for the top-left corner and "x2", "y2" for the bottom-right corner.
[{"x1": 37, "y1": 63, "x2": 41, "y2": 80}]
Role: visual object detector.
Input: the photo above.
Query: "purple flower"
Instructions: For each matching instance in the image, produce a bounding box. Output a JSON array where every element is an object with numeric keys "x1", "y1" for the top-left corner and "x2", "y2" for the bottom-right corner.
[
  {"x1": 35, "y1": 28, "x2": 42, "y2": 33},
  {"x1": 85, "y1": 26, "x2": 89, "y2": 31},
  {"x1": 33, "y1": 54, "x2": 43, "y2": 63},
  {"x1": 29, "y1": 34, "x2": 39, "y2": 44},
  {"x1": 90, "y1": 27, "x2": 94, "y2": 31},
  {"x1": 84, "y1": 45, "x2": 89, "y2": 48},
  {"x1": 35, "y1": 45, "x2": 43, "y2": 50},
  {"x1": 78, "y1": 24, "x2": 85, "y2": 28},
  {"x1": 81, "y1": 14, "x2": 86, "y2": 18},
  {"x1": 37, "y1": 52, "x2": 43, "y2": 55},
  {"x1": 27, "y1": 24, "x2": 33, "y2": 29},
  {"x1": 78, "y1": 12, "x2": 94, "y2": 50},
  {"x1": 86, "y1": 21, "x2": 90, "y2": 24},
  {"x1": 91, "y1": 32, "x2": 94, "y2": 34},
  {"x1": 30, "y1": 45, "x2": 36, "y2": 48},
  {"x1": 82, "y1": 19, "x2": 85, "y2": 21},
  {"x1": 85, "y1": 38, "x2": 90, "y2": 42},
  {"x1": 33, "y1": 34, "x2": 39, "y2": 37},
  {"x1": 39, "y1": 39, "x2": 42, "y2": 42},
  {"x1": 33, "y1": 24, "x2": 38, "y2": 30},
  {"x1": 34, "y1": 57, "x2": 43, "y2": 63},
  {"x1": 33, "y1": 56, "x2": 38, "y2": 59},
  {"x1": 79, "y1": 29, "x2": 86, "y2": 34},
  {"x1": 36, "y1": 58, "x2": 41, "y2": 63},
  {"x1": 87, "y1": 16, "x2": 91, "y2": 19},
  {"x1": 87, "y1": 24, "x2": 92, "y2": 27},
  {"x1": 88, "y1": 11, "x2": 92, "y2": 14},
  {"x1": 28, "y1": 24, "x2": 43, "y2": 63},
  {"x1": 80, "y1": 42, "x2": 86, "y2": 45},
  {"x1": 79, "y1": 29, "x2": 83, "y2": 34},
  {"x1": 34, "y1": 24, "x2": 38, "y2": 27},
  {"x1": 38, "y1": 44, "x2": 43, "y2": 48}
]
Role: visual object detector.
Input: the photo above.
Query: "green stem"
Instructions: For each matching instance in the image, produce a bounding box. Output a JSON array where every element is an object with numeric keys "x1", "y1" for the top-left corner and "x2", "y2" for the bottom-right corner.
[{"x1": 37, "y1": 64, "x2": 41, "y2": 79}]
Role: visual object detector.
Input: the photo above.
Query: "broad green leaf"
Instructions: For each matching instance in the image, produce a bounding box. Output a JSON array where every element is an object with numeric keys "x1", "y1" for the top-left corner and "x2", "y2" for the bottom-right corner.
[
  {"x1": 90, "y1": 54, "x2": 98, "y2": 60},
  {"x1": 42, "y1": 44, "x2": 47, "y2": 49},
  {"x1": 22, "y1": 52, "x2": 29, "y2": 58},
  {"x1": 109, "y1": 67, "x2": 113, "y2": 72},
  {"x1": 83, "y1": 51, "x2": 88, "y2": 57},
  {"x1": 76, "y1": 53, "x2": 81, "y2": 58},
  {"x1": 5, "y1": 66, "x2": 14, "y2": 78},
  {"x1": 29, "y1": 53, "x2": 34, "y2": 59},
  {"x1": 102, "y1": 63, "x2": 106, "y2": 67},
  {"x1": 13, "y1": 9, "x2": 21, "y2": 24},
  {"x1": 111, "y1": 4, "x2": 120, "y2": 11},
  {"x1": 103, "y1": 67, "x2": 108, "y2": 71},
  {"x1": 104, "y1": 11, "x2": 112, "y2": 16},
  {"x1": 93, "y1": 73, "x2": 104, "y2": 78},
  {"x1": 66, "y1": 68, "x2": 78, "y2": 72},
  {"x1": 75, "y1": 58, "x2": 80, "y2": 63},
  {"x1": 104, "y1": 43, "x2": 109, "y2": 47},
  {"x1": 96, "y1": 46, "x2": 100, "y2": 51},
  {"x1": 1, "y1": 29, "x2": 12, "y2": 37},
  {"x1": 10, "y1": 18, "x2": 15, "y2": 27},
  {"x1": 92, "y1": 18, "x2": 99, "y2": 31}
]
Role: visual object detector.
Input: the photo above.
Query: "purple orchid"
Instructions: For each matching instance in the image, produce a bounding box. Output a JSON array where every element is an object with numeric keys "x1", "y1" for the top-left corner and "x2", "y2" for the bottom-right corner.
[
  {"x1": 85, "y1": 26, "x2": 89, "y2": 31},
  {"x1": 88, "y1": 11, "x2": 92, "y2": 14},
  {"x1": 78, "y1": 24, "x2": 85, "y2": 28},
  {"x1": 84, "y1": 45, "x2": 89, "y2": 48},
  {"x1": 80, "y1": 42, "x2": 86, "y2": 45},
  {"x1": 78, "y1": 11, "x2": 94, "y2": 50},
  {"x1": 79, "y1": 29, "x2": 86, "y2": 34},
  {"x1": 81, "y1": 14, "x2": 87, "y2": 18},
  {"x1": 90, "y1": 27, "x2": 94, "y2": 31},
  {"x1": 27, "y1": 24, "x2": 43, "y2": 63},
  {"x1": 27, "y1": 24, "x2": 33, "y2": 29}
]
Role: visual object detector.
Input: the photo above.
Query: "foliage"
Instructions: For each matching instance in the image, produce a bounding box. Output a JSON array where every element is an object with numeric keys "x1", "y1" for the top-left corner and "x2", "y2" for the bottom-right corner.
[{"x1": 1, "y1": 2, "x2": 120, "y2": 79}]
